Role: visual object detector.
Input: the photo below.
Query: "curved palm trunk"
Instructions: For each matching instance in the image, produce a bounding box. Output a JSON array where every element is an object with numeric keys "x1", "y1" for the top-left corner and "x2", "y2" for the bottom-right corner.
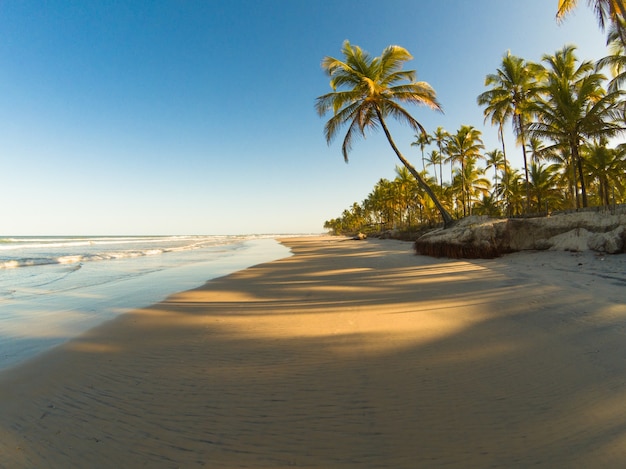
[{"x1": 376, "y1": 110, "x2": 454, "y2": 227}]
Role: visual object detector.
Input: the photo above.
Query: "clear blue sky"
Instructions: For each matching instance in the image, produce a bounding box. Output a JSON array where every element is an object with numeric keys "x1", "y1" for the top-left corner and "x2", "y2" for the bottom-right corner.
[{"x1": 0, "y1": 1, "x2": 609, "y2": 235}]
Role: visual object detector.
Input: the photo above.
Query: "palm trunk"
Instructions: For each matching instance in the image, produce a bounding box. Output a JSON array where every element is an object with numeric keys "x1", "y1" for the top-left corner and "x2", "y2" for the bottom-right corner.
[
  {"x1": 461, "y1": 158, "x2": 466, "y2": 217},
  {"x1": 571, "y1": 141, "x2": 588, "y2": 208},
  {"x1": 376, "y1": 110, "x2": 454, "y2": 227},
  {"x1": 499, "y1": 123, "x2": 510, "y2": 215},
  {"x1": 518, "y1": 115, "x2": 531, "y2": 213},
  {"x1": 437, "y1": 141, "x2": 444, "y2": 189}
]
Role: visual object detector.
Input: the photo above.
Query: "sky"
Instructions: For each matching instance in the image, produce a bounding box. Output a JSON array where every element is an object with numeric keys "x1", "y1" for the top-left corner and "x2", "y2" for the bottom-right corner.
[{"x1": 0, "y1": 0, "x2": 612, "y2": 235}]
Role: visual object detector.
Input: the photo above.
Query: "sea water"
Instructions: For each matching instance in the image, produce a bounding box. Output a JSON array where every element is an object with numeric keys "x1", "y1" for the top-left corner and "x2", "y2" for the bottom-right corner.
[{"x1": 0, "y1": 235, "x2": 293, "y2": 372}]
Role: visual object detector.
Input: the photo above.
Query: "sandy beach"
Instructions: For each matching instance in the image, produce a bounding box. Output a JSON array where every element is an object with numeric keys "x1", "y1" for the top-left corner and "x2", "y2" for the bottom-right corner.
[{"x1": 1, "y1": 236, "x2": 626, "y2": 468}]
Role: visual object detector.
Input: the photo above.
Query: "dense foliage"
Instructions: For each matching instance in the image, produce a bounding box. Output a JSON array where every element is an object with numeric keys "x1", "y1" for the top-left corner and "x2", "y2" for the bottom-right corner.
[{"x1": 324, "y1": 13, "x2": 626, "y2": 236}]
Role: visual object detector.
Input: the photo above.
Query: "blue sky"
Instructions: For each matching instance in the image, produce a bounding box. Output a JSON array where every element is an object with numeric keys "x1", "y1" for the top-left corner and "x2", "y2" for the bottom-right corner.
[{"x1": 0, "y1": 1, "x2": 610, "y2": 235}]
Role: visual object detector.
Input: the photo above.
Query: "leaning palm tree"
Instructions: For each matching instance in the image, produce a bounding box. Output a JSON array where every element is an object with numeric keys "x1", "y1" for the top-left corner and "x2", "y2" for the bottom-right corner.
[{"x1": 316, "y1": 40, "x2": 454, "y2": 226}]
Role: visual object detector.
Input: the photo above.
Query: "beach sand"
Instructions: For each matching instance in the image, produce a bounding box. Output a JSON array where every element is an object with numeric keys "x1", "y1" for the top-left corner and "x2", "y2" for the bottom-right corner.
[{"x1": 1, "y1": 236, "x2": 626, "y2": 468}]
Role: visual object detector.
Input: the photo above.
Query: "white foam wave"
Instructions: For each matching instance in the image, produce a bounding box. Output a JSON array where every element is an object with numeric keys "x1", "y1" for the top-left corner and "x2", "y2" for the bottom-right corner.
[{"x1": 0, "y1": 235, "x2": 250, "y2": 270}]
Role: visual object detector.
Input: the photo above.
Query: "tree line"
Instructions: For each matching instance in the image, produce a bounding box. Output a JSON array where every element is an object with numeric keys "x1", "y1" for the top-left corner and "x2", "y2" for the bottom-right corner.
[{"x1": 321, "y1": 4, "x2": 626, "y2": 236}]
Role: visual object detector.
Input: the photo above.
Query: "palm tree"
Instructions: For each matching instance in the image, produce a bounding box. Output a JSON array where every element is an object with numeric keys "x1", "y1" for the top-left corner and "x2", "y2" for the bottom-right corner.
[
  {"x1": 477, "y1": 52, "x2": 543, "y2": 213},
  {"x1": 455, "y1": 156, "x2": 491, "y2": 215},
  {"x1": 426, "y1": 149, "x2": 443, "y2": 187},
  {"x1": 501, "y1": 169, "x2": 526, "y2": 216},
  {"x1": 473, "y1": 195, "x2": 501, "y2": 217},
  {"x1": 528, "y1": 45, "x2": 624, "y2": 207},
  {"x1": 484, "y1": 149, "x2": 505, "y2": 204},
  {"x1": 583, "y1": 140, "x2": 626, "y2": 205},
  {"x1": 366, "y1": 179, "x2": 396, "y2": 230},
  {"x1": 316, "y1": 41, "x2": 454, "y2": 226},
  {"x1": 394, "y1": 166, "x2": 417, "y2": 226},
  {"x1": 432, "y1": 127, "x2": 449, "y2": 186},
  {"x1": 445, "y1": 125, "x2": 485, "y2": 217},
  {"x1": 557, "y1": 0, "x2": 626, "y2": 43},
  {"x1": 528, "y1": 162, "x2": 561, "y2": 212},
  {"x1": 411, "y1": 132, "x2": 432, "y2": 171},
  {"x1": 597, "y1": 18, "x2": 626, "y2": 93}
]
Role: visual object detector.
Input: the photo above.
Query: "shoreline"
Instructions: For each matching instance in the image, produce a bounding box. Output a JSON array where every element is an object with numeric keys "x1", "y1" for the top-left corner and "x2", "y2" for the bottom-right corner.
[
  {"x1": 1, "y1": 236, "x2": 625, "y2": 467},
  {"x1": 0, "y1": 237, "x2": 292, "y2": 373}
]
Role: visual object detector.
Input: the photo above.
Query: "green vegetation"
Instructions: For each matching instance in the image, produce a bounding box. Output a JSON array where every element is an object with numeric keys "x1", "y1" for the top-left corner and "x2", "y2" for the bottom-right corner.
[
  {"x1": 315, "y1": 40, "x2": 454, "y2": 226},
  {"x1": 321, "y1": 5, "x2": 626, "y2": 236}
]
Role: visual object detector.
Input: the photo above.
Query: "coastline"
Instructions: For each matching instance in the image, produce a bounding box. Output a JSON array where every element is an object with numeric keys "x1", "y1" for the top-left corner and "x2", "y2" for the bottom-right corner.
[
  {"x1": 0, "y1": 237, "x2": 292, "y2": 373},
  {"x1": 1, "y1": 236, "x2": 626, "y2": 467}
]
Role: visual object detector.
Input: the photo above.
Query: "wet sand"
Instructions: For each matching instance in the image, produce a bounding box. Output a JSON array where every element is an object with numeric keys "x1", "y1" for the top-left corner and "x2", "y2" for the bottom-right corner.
[{"x1": 1, "y1": 236, "x2": 625, "y2": 468}]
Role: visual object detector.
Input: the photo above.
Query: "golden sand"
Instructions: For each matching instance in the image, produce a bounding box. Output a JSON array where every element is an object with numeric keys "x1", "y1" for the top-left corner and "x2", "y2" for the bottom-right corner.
[{"x1": 1, "y1": 236, "x2": 625, "y2": 468}]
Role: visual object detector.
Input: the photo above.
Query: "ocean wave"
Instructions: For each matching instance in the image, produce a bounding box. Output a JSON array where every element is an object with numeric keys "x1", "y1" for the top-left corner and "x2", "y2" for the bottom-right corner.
[
  {"x1": 0, "y1": 235, "x2": 219, "y2": 252},
  {"x1": 0, "y1": 249, "x2": 171, "y2": 270},
  {"x1": 0, "y1": 235, "x2": 252, "y2": 270}
]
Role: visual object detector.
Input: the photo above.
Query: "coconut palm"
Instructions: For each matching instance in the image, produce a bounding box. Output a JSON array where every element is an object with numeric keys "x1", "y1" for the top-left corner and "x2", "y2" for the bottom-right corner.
[
  {"x1": 445, "y1": 125, "x2": 485, "y2": 217},
  {"x1": 411, "y1": 132, "x2": 432, "y2": 171},
  {"x1": 426, "y1": 149, "x2": 443, "y2": 187},
  {"x1": 394, "y1": 166, "x2": 417, "y2": 226},
  {"x1": 597, "y1": 18, "x2": 626, "y2": 93},
  {"x1": 583, "y1": 140, "x2": 626, "y2": 205},
  {"x1": 501, "y1": 169, "x2": 526, "y2": 216},
  {"x1": 484, "y1": 149, "x2": 505, "y2": 204},
  {"x1": 557, "y1": 0, "x2": 626, "y2": 43},
  {"x1": 454, "y1": 156, "x2": 491, "y2": 215},
  {"x1": 316, "y1": 40, "x2": 454, "y2": 226},
  {"x1": 432, "y1": 127, "x2": 450, "y2": 185},
  {"x1": 477, "y1": 52, "x2": 543, "y2": 212},
  {"x1": 473, "y1": 194, "x2": 501, "y2": 217},
  {"x1": 528, "y1": 162, "x2": 561, "y2": 212},
  {"x1": 528, "y1": 45, "x2": 624, "y2": 208}
]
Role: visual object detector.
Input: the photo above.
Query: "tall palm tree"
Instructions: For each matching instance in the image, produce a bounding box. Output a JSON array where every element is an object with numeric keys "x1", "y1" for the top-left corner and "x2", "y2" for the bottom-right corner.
[
  {"x1": 477, "y1": 52, "x2": 543, "y2": 213},
  {"x1": 426, "y1": 149, "x2": 443, "y2": 187},
  {"x1": 445, "y1": 125, "x2": 485, "y2": 217},
  {"x1": 432, "y1": 127, "x2": 449, "y2": 186},
  {"x1": 411, "y1": 132, "x2": 432, "y2": 171},
  {"x1": 528, "y1": 45, "x2": 624, "y2": 207},
  {"x1": 484, "y1": 149, "x2": 505, "y2": 204},
  {"x1": 316, "y1": 41, "x2": 454, "y2": 226}
]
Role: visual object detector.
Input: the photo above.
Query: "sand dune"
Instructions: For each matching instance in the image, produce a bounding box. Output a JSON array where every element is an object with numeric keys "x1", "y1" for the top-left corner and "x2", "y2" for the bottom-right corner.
[{"x1": 1, "y1": 236, "x2": 625, "y2": 468}]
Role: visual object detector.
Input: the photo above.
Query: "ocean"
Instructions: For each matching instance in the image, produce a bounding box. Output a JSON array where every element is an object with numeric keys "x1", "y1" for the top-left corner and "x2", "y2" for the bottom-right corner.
[{"x1": 0, "y1": 235, "x2": 293, "y2": 372}]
